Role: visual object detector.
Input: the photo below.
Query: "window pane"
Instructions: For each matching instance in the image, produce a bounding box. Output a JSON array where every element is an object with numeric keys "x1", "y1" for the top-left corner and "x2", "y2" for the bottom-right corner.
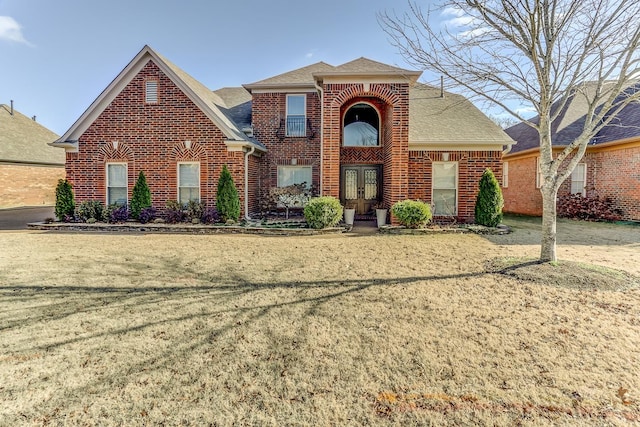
[
  {"x1": 433, "y1": 163, "x2": 456, "y2": 188},
  {"x1": 277, "y1": 166, "x2": 312, "y2": 187},
  {"x1": 433, "y1": 162, "x2": 457, "y2": 215},
  {"x1": 179, "y1": 187, "x2": 199, "y2": 204},
  {"x1": 433, "y1": 189, "x2": 456, "y2": 216},
  {"x1": 108, "y1": 164, "x2": 126, "y2": 186},
  {"x1": 287, "y1": 95, "x2": 305, "y2": 115},
  {"x1": 179, "y1": 164, "x2": 199, "y2": 187},
  {"x1": 108, "y1": 187, "x2": 127, "y2": 206},
  {"x1": 343, "y1": 122, "x2": 378, "y2": 146},
  {"x1": 570, "y1": 164, "x2": 585, "y2": 195}
]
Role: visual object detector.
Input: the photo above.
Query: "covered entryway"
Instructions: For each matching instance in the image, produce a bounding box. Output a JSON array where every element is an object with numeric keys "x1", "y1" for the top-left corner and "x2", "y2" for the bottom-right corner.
[{"x1": 340, "y1": 165, "x2": 381, "y2": 215}]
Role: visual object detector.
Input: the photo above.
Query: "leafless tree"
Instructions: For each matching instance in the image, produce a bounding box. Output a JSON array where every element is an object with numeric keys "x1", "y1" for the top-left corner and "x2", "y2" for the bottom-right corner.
[{"x1": 380, "y1": 0, "x2": 640, "y2": 262}]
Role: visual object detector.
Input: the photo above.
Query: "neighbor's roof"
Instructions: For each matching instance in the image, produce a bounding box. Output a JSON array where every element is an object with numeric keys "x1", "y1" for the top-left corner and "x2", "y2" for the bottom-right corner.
[
  {"x1": 505, "y1": 81, "x2": 640, "y2": 154},
  {"x1": 409, "y1": 83, "x2": 514, "y2": 145},
  {"x1": 53, "y1": 45, "x2": 264, "y2": 152},
  {"x1": 0, "y1": 104, "x2": 63, "y2": 165}
]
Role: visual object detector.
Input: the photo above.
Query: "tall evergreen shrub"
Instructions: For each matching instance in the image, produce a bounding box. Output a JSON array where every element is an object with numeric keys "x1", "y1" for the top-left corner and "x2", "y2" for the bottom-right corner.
[
  {"x1": 130, "y1": 171, "x2": 152, "y2": 219},
  {"x1": 55, "y1": 179, "x2": 75, "y2": 221},
  {"x1": 475, "y1": 168, "x2": 504, "y2": 227},
  {"x1": 216, "y1": 165, "x2": 240, "y2": 222}
]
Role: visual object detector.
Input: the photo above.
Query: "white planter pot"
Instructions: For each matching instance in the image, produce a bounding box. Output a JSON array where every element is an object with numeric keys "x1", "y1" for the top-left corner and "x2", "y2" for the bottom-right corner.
[
  {"x1": 344, "y1": 208, "x2": 356, "y2": 225},
  {"x1": 376, "y1": 209, "x2": 388, "y2": 228}
]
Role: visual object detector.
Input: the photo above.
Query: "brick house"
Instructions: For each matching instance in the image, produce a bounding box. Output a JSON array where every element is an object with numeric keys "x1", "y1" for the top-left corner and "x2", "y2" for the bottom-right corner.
[
  {"x1": 51, "y1": 45, "x2": 513, "y2": 223},
  {"x1": 503, "y1": 84, "x2": 640, "y2": 221},
  {"x1": 1, "y1": 102, "x2": 64, "y2": 208}
]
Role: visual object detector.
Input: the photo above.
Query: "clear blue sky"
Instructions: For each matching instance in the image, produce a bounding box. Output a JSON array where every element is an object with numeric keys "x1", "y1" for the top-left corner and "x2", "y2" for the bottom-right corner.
[{"x1": 0, "y1": 0, "x2": 444, "y2": 136}]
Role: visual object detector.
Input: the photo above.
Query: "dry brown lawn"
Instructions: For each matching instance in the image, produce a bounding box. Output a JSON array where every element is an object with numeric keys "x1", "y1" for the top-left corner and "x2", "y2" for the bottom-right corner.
[{"x1": 1, "y1": 216, "x2": 639, "y2": 426}]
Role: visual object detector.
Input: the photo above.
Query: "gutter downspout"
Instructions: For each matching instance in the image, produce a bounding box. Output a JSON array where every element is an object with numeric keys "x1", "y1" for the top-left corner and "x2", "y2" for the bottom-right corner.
[
  {"x1": 244, "y1": 145, "x2": 256, "y2": 220},
  {"x1": 314, "y1": 80, "x2": 324, "y2": 195}
]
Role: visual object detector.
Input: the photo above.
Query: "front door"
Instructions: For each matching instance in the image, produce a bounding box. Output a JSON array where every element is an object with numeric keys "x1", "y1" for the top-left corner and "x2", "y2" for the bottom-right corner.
[{"x1": 341, "y1": 165, "x2": 381, "y2": 215}]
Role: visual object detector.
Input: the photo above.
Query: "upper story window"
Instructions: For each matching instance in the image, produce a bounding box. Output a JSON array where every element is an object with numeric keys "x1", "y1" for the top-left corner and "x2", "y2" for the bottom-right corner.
[
  {"x1": 286, "y1": 94, "x2": 306, "y2": 137},
  {"x1": 145, "y1": 81, "x2": 158, "y2": 103},
  {"x1": 343, "y1": 103, "x2": 379, "y2": 146}
]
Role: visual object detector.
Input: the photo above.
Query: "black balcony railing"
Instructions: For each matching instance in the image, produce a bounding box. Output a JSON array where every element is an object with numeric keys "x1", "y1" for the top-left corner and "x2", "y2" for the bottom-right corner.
[{"x1": 286, "y1": 116, "x2": 306, "y2": 137}]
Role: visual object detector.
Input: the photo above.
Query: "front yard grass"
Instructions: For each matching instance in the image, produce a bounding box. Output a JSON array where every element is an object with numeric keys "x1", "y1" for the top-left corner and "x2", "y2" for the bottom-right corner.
[{"x1": 1, "y1": 222, "x2": 639, "y2": 425}]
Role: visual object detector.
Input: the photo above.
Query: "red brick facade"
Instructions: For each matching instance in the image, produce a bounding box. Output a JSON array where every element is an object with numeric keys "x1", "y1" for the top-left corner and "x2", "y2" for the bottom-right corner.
[
  {"x1": 60, "y1": 50, "x2": 509, "y2": 224},
  {"x1": 409, "y1": 150, "x2": 503, "y2": 222},
  {"x1": 503, "y1": 142, "x2": 640, "y2": 220},
  {"x1": 251, "y1": 92, "x2": 322, "y2": 192},
  {"x1": 66, "y1": 61, "x2": 247, "y2": 213}
]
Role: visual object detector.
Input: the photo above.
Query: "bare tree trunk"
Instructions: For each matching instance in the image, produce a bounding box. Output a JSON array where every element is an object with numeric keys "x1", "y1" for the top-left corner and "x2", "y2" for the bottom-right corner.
[{"x1": 540, "y1": 186, "x2": 559, "y2": 262}]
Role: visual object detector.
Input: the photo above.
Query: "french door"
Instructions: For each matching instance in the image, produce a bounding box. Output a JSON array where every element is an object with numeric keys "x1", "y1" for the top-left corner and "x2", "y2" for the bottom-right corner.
[{"x1": 340, "y1": 165, "x2": 381, "y2": 215}]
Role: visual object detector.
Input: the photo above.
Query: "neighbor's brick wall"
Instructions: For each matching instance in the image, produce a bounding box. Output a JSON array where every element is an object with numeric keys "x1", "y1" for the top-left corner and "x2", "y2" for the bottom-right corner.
[
  {"x1": 593, "y1": 145, "x2": 640, "y2": 220},
  {"x1": 504, "y1": 146, "x2": 640, "y2": 220},
  {"x1": 65, "y1": 60, "x2": 249, "y2": 214},
  {"x1": 251, "y1": 92, "x2": 321, "y2": 193},
  {"x1": 502, "y1": 155, "x2": 541, "y2": 216},
  {"x1": 409, "y1": 150, "x2": 503, "y2": 223},
  {"x1": 0, "y1": 163, "x2": 64, "y2": 208}
]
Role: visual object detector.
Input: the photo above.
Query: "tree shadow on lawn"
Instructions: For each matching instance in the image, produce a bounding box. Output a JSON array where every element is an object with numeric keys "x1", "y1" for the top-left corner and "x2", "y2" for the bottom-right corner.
[{"x1": 3, "y1": 255, "x2": 639, "y2": 423}]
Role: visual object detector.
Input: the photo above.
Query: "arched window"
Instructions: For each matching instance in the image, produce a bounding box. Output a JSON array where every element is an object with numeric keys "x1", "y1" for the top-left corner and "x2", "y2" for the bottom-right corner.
[{"x1": 343, "y1": 103, "x2": 379, "y2": 146}]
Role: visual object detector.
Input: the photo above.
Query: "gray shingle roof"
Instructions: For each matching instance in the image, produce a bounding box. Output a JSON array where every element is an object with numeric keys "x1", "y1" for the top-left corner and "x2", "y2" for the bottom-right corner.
[
  {"x1": 0, "y1": 105, "x2": 62, "y2": 165},
  {"x1": 505, "y1": 81, "x2": 640, "y2": 153},
  {"x1": 244, "y1": 62, "x2": 335, "y2": 88},
  {"x1": 409, "y1": 83, "x2": 514, "y2": 144}
]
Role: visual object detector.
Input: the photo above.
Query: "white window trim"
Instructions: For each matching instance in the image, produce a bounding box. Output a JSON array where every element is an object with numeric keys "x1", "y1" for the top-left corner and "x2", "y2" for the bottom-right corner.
[
  {"x1": 502, "y1": 161, "x2": 509, "y2": 188},
  {"x1": 286, "y1": 94, "x2": 306, "y2": 137},
  {"x1": 177, "y1": 161, "x2": 201, "y2": 203},
  {"x1": 342, "y1": 102, "x2": 381, "y2": 147},
  {"x1": 106, "y1": 162, "x2": 128, "y2": 206},
  {"x1": 145, "y1": 80, "x2": 158, "y2": 104},
  {"x1": 277, "y1": 165, "x2": 313, "y2": 188},
  {"x1": 432, "y1": 161, "x2": 458, "y2": 216},
  {"x1": 571, "y1": 163, "x2": 587, "y2": 196},
  {"x1": 536, "y1": 157, "x2": 542, "y2": 188}
]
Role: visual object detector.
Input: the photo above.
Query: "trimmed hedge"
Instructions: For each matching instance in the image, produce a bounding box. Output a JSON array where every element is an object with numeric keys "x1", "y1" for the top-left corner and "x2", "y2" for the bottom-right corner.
[
  {"x1": 303, "y1": 196, "x2": 343, "y2": 229},
  {"x1": 391, "y1": 200, "x2": 432, "y2": 228}
]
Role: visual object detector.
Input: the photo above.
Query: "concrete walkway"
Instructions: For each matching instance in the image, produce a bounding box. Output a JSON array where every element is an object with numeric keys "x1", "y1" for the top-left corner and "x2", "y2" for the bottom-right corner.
[{"x1": 0, "y1": 206, "x2": 55, "y2": 230}]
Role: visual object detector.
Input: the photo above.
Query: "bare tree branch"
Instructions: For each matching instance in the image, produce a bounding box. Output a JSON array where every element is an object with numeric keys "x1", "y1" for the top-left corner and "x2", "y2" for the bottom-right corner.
[{"x1": 379, "y1": 0, "x2": 640, "y2": 261}]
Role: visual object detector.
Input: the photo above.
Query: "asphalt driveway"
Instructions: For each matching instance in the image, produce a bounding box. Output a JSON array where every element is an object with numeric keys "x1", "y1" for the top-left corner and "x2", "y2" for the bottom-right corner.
[{"x1": 0, "y1": 206, "x2": 55, "y2": 230}]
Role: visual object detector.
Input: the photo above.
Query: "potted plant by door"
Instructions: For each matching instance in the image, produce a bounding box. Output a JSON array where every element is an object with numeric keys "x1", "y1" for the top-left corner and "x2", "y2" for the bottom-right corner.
[
  {"x1": 344, "y1": 201, "x2": 356, "y2": 226},
  {"x1": 374, "y1": 202, "x2": 388, "y2": 228}
]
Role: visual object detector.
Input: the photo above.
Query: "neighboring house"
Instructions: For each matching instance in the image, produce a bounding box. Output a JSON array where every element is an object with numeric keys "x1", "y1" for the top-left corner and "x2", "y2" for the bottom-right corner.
[
  {"x1": 503, "y1": 84, "x2": 640, "y2": 221},
  {"x1": 0, "y1": 103, "x2": 64, "y2": 208},
  {"x1": 51, "y1": 45, "x2": 513, "y2": 223}
]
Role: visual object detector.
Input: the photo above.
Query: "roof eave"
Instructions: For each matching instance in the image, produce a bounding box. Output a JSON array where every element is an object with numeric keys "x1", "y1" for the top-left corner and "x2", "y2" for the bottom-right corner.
[{"x1": 49, "y1": 140, "x2": 78, "y2": 153}]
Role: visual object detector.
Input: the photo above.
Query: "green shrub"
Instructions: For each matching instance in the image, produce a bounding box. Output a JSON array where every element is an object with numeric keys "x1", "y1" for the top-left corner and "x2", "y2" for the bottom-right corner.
[
  {"x1": 130, "y1": 171, "x2": 152, "y2": 220},
  {"x1": 475, "y1": 168, "x2": 504, "y2": 227},
  {"x1": 77, "y1": 200, "x2": 104, "y2": 222},
  {"x1": 217, "y1": 165, "x2": 240, "y2": 222},
  {"x1": 55, "y1": 179, "x2": 75, "y2": 221},
  {"x1": 303, "y1": 196, "x2": 343, "y2": 229},
  {"x1": 185, "y1": 200, "x2": 205, "y2": 221},
  {"x1": 391, "y1": 200, "x2": 432, "y2": 228}
]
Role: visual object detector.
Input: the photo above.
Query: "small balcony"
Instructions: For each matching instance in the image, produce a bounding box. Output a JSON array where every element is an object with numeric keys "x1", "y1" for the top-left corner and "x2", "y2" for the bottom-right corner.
[{"x1": 276, "y1": 116, "x2": 315, "y2": 139}]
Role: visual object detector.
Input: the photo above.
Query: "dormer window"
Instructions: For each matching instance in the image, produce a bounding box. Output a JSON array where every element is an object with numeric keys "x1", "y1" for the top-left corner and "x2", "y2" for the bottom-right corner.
[
  {"x1": 286, "y1": 94, "x2": 306, "y2": 137},
  {"x1": 145, "y1": 81, "x2": 158, "y2": 103}
]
